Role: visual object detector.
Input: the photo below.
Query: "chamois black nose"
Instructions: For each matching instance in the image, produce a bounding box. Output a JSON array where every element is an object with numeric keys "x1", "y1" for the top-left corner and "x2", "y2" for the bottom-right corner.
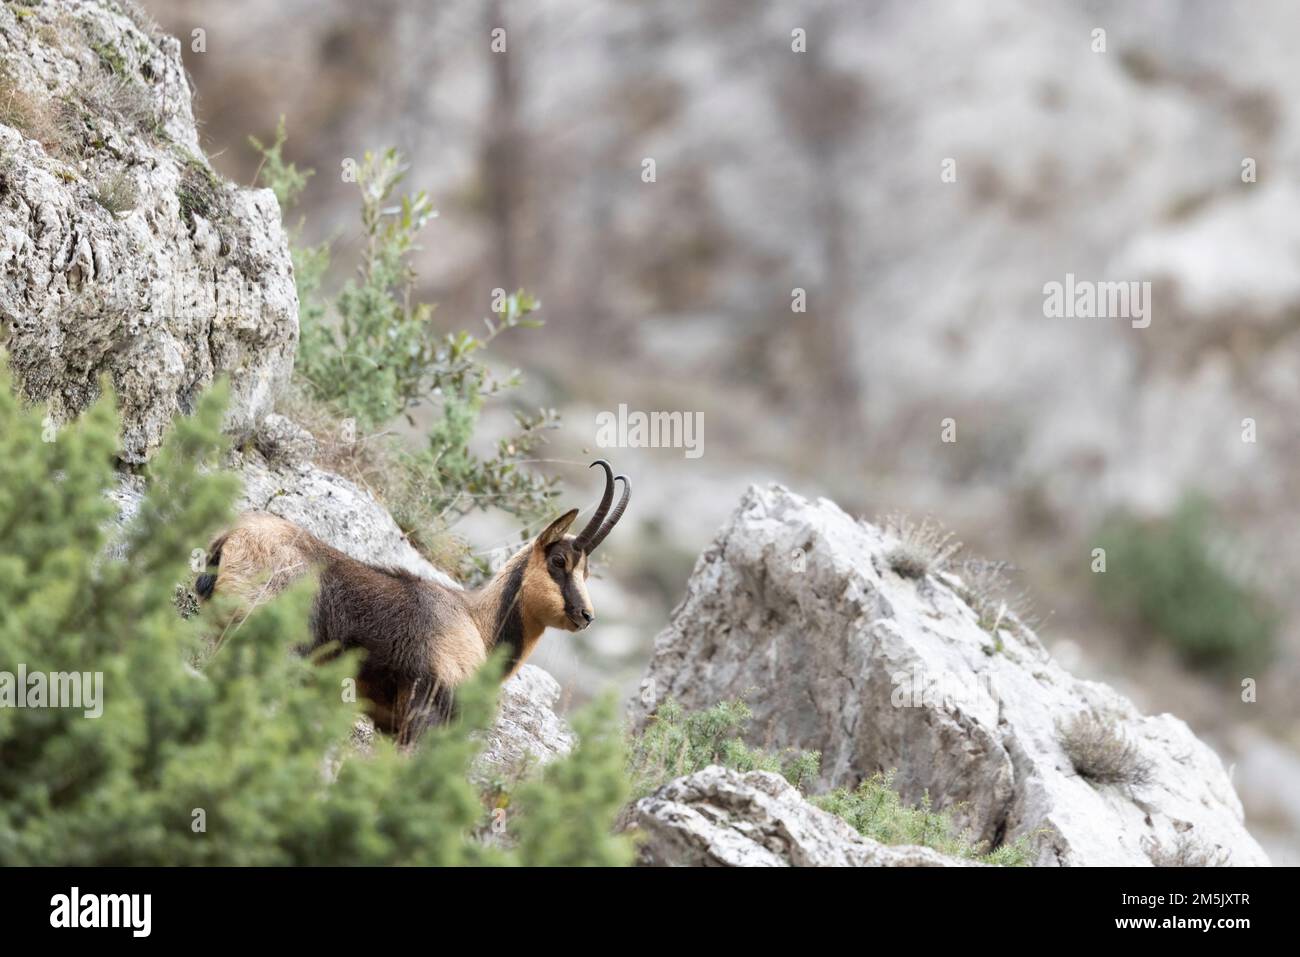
[{"x1": 581, "y1": 610, "x2": 594, "y2": 624}]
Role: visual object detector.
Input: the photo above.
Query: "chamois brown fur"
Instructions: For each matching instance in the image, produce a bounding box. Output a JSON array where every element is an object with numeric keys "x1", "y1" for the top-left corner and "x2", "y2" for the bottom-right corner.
[{"x1": 197, "y1": 462, "x2": 629, "y2": 745}]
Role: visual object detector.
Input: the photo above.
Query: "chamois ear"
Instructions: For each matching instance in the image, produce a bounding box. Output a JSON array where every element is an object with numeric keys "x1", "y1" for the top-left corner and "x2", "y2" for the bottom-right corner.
[{"x1": 534, "y1": 508, "x2": 579, "y2": 551}]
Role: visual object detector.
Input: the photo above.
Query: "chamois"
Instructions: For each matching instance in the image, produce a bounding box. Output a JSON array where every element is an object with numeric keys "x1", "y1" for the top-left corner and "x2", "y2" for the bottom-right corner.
[{"x1": 195, "y1": 460, "x2": 630, "y2": 744}]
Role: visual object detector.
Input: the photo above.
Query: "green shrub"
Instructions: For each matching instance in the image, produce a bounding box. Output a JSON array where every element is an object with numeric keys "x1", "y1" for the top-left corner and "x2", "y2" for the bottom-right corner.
[
  {"x1": 812, "y1": 771, "x2": 1035, "y2": 866},
  {"x1": 627, "y1": 697, "x2": 821, "y2": 798},
  {"x1": 0, "y1": 363, "x2": 629, "y2": 865},
  {"x1": 1093, "y1": 497, "x2": 1276, "y2": 668},
  {"x1": 251, "y1": 125, "x2": 558, "y2": 565},
  {"x1": 630, "y1": 699, "x2": 1032, "y2": 865},
  {"x1": 510, "y1": 695, "x2": 634, "y2": 866}
]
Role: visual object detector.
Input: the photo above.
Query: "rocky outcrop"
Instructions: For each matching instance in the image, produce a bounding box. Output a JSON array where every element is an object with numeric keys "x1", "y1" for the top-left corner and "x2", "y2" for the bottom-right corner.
[
  {"x1": 635, "y1": 485, "x2": 1269, "y2": 867},
  {"x1": 253, "y1": 412, "x2": 318, "y2": 465},
  {"x1": 0, "y1": 0, "x2": 297, "y2": 463},
  {"x1": 473, "y1": 665, "x2": 576, "y2": 784},
  {"x1": 632, "y1": 766, "x2": 972, "y2": 867},
  {"x1": 238, "y1": 457, "x2": 458, "y2": 588},
  {"x1": 107, "y1": 453, "x2": 458, "y2": 589}
]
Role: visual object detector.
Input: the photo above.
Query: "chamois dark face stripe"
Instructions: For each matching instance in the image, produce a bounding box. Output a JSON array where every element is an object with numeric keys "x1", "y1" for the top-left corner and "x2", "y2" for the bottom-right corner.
[
  {"x1": 494, "y1": 557, "x2": 528, "y2": 670},
  {"x1": 547, "y1": 548, "x2": 567, "y2": 586},
  {"x1": 548, "y1": 545, "x2": 585, "y2": 618}
]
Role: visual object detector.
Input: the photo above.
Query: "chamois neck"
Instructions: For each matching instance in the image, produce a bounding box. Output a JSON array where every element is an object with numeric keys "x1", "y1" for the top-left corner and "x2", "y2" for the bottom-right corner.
[{"x1": 469, "y1": 548, "x2": 546, "y2": 676}]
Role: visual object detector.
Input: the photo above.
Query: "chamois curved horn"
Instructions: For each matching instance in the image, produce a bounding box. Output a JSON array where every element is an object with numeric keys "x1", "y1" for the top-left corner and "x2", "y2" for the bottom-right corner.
[
  {"x1": 583, "y1": 474, "x2": 630, "y2": 555},
  {"x1": 572, "y1": 460, "x2": 616, "y2": 551}
]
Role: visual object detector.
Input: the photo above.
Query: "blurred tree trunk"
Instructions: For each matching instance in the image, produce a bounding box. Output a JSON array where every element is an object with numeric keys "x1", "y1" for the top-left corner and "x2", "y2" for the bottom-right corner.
[
  {"x1": 812, "y1": 150, "x2": 864, "y2": 443},
  {"x1": 774, "y1": 23, "x2": 868, "y2": 446},
  {"x1": 483, "y1": 0, "x2": 521, "y2": 291}
]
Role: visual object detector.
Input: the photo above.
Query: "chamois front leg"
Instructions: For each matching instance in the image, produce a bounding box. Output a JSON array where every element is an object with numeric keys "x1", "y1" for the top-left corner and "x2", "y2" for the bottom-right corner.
[{"x1": 391, "y1": 674, "x2": 456, "y2": 748}]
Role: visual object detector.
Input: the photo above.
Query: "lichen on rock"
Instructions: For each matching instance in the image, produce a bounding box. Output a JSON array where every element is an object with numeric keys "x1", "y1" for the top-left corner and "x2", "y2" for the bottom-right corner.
[{"x1": 0, "y1": 0, "x2": 297, "y2": 463}]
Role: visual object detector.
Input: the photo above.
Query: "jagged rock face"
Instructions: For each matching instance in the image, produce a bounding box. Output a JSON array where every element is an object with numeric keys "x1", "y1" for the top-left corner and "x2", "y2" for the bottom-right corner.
[
  {"x1": 0, "y1": 0, "x2": 297, "y2": 463},
  {"x1": 635, "y1": 485, "x2": 1269, "y2": 867},
  {"x1": 632, "y1": 766, "x2": 972, "y2": 867}
]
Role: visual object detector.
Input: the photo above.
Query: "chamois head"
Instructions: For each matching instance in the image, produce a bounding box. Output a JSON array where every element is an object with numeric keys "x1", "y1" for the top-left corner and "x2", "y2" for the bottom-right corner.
[{"x1": 521, "y1": 460, "x2": 630, "y2": 632}]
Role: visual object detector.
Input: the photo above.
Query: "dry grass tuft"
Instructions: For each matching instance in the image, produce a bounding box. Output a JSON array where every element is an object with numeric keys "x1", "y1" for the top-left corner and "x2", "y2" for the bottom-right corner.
[
  {"x1": 274, "y1": 385, "x2": 470, "y2": 576},
  {"x1": 1142, "y1": 832, "x2": 1231, "y2": 867},
  {"x1": 1058, "y1": 712, "x2": 1154, "y2": 787},
  {"x1": 92, "y1": 169, "x2": 137, "y2": 215},
  {"x1": 882, "y1": 512, "x2": 962, "y2": 580},
  {"x1": 119, "y1": 0, "x2": 163, "y2": 41},
  {"x1": 0, "y1": 69, "x2": 66, "y2": 153},
  {"x1": 80, "y1": 69, "x2": 158, "y2": 138},
  {"x1": 955, "y1": 557, "x2": 1041, "y2": 638}
]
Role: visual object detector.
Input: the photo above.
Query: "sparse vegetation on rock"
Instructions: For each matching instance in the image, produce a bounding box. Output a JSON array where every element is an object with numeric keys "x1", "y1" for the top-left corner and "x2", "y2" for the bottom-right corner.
[
  {"x1": 627, "y1": 697, "x2": 820, "y2": 798},
  {"x1": 883, "y1": 512, "x2": 962, "y2": 580},
  {"x1": 1058, "y1": 712, "x2": 1154, "y2": 787},
  {"x1": 91, "y1": 168, "x2": 137, "y2": 215},
  {"x1": 0, "y1": 0, "x2": 298, "y2": 462},
  {"x1": 813, "y1": 771, "x2": 1035, "y2": 866},
  {"x1": 632, "y1": 766, "x2": 984, "y2": 868},
  {"x1": 628, "y1": 698, "x2": 1027, "y2": 864},
  {"x1": 1142, "y1": 832, "x2": 1231, "y2": 868},
  {"x1": 0, "y1": 67, "x2": 47, "y2": 145}
]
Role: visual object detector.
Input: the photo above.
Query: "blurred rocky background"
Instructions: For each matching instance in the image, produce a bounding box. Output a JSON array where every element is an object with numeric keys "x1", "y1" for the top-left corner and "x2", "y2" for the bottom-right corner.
[{"x1": 140, "y1": 0, "x2": 1300, "y2": 861}]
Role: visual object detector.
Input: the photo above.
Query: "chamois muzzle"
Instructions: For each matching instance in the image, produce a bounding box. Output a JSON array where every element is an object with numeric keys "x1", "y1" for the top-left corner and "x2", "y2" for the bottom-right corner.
[
  {"x1": 572, "y1": 459, "x2": 631, "y2": 556},
  {"x1": 567, "y1": 607, "x2": 595, "y2": 629}
]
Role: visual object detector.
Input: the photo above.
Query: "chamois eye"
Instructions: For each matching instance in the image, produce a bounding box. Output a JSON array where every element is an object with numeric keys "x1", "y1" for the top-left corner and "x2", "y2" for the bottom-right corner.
[{"x1": 550, "y1": 554, "x2": 566, "y2": 569}]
